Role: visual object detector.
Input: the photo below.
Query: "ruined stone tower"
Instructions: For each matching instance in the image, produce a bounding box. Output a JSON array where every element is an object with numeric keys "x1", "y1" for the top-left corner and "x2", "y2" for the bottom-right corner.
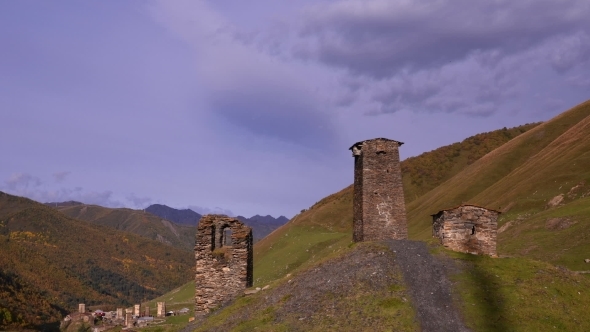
[
  {"x1": 194, "y1": 214, "x2": 253, "y2": 317},
  {"x1": 350, "y1": 138, "x2": 407, "y2": 242}
]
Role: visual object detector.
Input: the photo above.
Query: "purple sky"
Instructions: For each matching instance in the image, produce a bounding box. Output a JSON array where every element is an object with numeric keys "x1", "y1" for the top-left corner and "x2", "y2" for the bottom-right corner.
[{"x1": 1, "y1": 0, "x2": 589, "y2": 218}]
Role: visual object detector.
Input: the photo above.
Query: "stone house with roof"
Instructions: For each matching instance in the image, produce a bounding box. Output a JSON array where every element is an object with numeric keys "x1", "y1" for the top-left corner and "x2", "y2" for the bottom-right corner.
[{"x1": 432, "y1": 204, "x2": 499, "y2": 256}]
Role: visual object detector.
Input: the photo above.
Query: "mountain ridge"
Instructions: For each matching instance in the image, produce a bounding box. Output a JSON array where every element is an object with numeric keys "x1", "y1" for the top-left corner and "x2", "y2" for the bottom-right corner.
[
  {"x1": 144, "y1": 203, "x2": 289, "y2": 241},
  {"x1": 50, "y1": 203, "x2": 196, "y2": 251}
]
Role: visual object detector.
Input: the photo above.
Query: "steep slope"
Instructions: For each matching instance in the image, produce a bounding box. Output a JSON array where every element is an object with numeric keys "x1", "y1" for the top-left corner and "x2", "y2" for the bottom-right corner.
[
  {"x1": 253, "y1": 186, "x2": 353, "y2": 285},
  {"x1": 53, "y1": 204, "x2": 195, "y2": 251},
  {"x1": 404, "y1": 100, "x2": 590, "y2": 269},
  {"x1": 0, "y1": 192, "x2": 193, "y2": 330},
  {"x1": 145, "y1": 204, "x2": 202, "y2": 226},
  {"x1": 407, "y1": 100, "x2": 590, "y2": 236},
  {"x1": 402, "y1": 122, "x2": 540, "y2": 201},
  {"x1": 0, "y1": 268, "x2": 65, "y2": 331}
]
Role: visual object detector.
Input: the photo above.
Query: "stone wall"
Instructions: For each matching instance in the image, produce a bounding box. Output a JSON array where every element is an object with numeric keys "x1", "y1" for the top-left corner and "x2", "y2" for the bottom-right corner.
[
  {"x1": 432, "y1": 205, "x2": 498, "y2": 256},
  {"x1": 350, "y1": 138, "x2": 408, "y2": 241},
  {"x1": 195, "y1": 214, "x2": 253, "y2": 316}
]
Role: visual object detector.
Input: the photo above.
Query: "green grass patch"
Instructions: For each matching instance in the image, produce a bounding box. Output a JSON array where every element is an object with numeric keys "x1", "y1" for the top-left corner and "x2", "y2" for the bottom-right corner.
[
  {"x1": 499, "y1": 196, "x2": 590, "y2": 271},
  {"x1": 442, "y1": 249, "x2": 590, "y2": 331},
  {"x1": 253, "y1": 225, "x2": 350, "y2": 286}
]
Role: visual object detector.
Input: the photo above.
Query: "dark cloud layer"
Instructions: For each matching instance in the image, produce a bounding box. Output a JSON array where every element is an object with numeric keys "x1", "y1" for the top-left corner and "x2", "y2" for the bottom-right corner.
[{"x1": 297, "y1": 0, "x2": 590, "y2": 77}]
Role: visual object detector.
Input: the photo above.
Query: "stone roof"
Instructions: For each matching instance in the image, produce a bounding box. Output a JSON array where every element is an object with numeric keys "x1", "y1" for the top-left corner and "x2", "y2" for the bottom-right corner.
[
  {"x1": 348, "y1": 138, "x2": 404, "y2": 150},
  {"x1": 430, "y1": 204, "x2": 502, "y2": 216}
]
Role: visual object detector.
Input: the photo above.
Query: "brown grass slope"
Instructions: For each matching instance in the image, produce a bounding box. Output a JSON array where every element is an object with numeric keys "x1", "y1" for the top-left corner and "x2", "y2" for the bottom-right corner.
[
  {"x1": 54, "y1": 204, "x2": 195, "y2": 251},
  {"x1": 402, "y1": 122, "x2": 540, "y2": 201},
  {"x1": 406, "y1": 100, "x2": 590, "y2": 235},
  {"x1": 0, "y1": 192, "x2": 193, "y2": 330}
]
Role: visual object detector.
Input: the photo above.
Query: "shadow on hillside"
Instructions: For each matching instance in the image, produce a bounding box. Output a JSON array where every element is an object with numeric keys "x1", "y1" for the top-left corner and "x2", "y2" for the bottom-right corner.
[{"x1": 466, "y1": 258, "x2": 509, "y2": 332}]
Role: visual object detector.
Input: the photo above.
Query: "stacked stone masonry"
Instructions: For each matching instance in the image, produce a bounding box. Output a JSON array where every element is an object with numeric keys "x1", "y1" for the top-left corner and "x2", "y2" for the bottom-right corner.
[
  {"x1": 156, "y1": 302, "x2": 165, "y2": 318},
  {"x1": 194, "y1": 214, "x2": 253, "y2": 317},
  {"x1": 350, "y1": 138, "x2": 408, "y2": 241},
  {"x1": 432, "y1": 205, "x2": 499, "y2": 256}
]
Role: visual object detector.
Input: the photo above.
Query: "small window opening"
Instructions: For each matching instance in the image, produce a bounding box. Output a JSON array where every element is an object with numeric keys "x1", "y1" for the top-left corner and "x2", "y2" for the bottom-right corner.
[
  {"x1": 471, "y1": 226, "x2": 476, "y2": 235},
  {"x1": 211, "y1": 225, "x2": 216, "y2": 250},
  {"x1": 223, "y1": 228, "x2": 233, "y2": 247},
  {"x1": 376, "y1": 151, "x2": 386, "y2": 155}
]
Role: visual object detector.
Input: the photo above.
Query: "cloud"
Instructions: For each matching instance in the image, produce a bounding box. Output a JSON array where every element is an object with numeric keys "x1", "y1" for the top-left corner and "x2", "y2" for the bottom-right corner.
[
  {"x1": 549, "y1": 31, "x2": 590, "y2": 72},
  {"x1": 296, "y1": 0, "x2": 590, "y2": 78},
  {"x1": 126, "y1": 193, "x2": 152, "y2": 208},
  {"x1": 281, "y1": 0, "x2": 589, "y2": 118},
  {"x1": 148, "y1": 0, "x2": 338, "y2": 149},
  {"x1": 35, "y1": 187, "x2": 122, "y2": 207},
  {"x1": 4, "y1": 173, "x2": 42, "y2": 190},
  {"x1": 188, "y1": 205, "x2": 234, "y2": 217},
  {"x1": 1, "y1": 173, "x2": 123, "y2": 207},
  {"x1": 52, "y1": 171, "x2": 71, "y2": 183}
]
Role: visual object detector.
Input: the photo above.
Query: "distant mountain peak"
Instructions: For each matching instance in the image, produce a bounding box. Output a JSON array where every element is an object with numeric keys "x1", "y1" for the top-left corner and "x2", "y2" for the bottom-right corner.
[
  {"x1": 44, "y1": 200, "x2": 84, "y2": 208},
  {"x1": 145, "y1": 204, "x2": 202, "y2": 226}
]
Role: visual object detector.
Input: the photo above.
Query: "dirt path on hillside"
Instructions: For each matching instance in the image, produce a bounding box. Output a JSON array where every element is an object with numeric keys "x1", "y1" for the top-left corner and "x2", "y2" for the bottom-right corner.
[{"x1": 385, "y1": 239, "x2": 471, "y2": 332}]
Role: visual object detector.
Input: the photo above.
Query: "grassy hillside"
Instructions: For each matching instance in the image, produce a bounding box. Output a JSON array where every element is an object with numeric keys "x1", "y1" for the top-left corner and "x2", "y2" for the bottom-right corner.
[
  {"x1": 405, "y1": 100, "x2": 590, "y2": 271},
  {"x1": 252, "y1": 120, "x2": 542, "y2": 285},
  {"x1": 438, "y1": 246, "x2": 590, "y2": 332},
  {"x1": 163, "y1": 241, "x2": 590, "y2": 332},
  {"x1": 402, "y1": 122, "x2": 540, "y2": 201},
  {"x1": 253, "y1": 186, "x2": 353, "y2": 286},
  {"x1": 0, "y1": 192, "x2": 194, "y2": 330},
  {"x1": 407, "y1": 100, "x2": 590, "y2": 236},
  {"x1": 53, "y1": 204, "x2": 195, "y2": 251}
]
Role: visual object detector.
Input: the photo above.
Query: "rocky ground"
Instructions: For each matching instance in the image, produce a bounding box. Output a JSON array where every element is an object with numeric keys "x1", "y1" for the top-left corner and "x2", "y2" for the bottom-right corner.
[
  {"x1": 386, "y1": 240, "x2": 470, "y2": 332},
  {"x1": 184, "y1": 240, "x2": 469, "y2": 331}
]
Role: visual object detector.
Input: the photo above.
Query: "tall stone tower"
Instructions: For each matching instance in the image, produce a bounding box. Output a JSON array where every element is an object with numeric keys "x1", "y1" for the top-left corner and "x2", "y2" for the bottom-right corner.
[{"x1": 350, "y1": 138, "x2": 407, "y2": 242}]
